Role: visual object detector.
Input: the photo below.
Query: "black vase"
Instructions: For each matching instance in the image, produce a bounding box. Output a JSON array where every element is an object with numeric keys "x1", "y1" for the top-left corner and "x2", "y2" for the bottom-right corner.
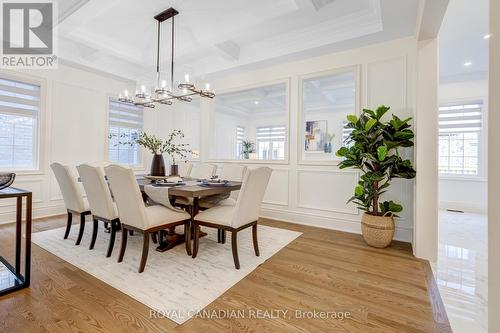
[{"x1": 150, "y1": 154, "x2": 165, "y2": 176}]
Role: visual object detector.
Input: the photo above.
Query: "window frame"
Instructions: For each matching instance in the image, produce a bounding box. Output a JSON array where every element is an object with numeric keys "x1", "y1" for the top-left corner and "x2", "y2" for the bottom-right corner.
[
  {"x1": 438, "y1": 98, "x2": 487, "y2": 180},
  {"x1": 0, "y1": 73, "x2": 45, "y2": 174},
  {"x1": 206, "y1": 78, "x2": 291, "y2": 165},
  {"x1": 105, "y1": 97, "x2": 145, "y2": 169},
  {"x1": 297, "y1": 65, "x2": 361, "y2": 166}
]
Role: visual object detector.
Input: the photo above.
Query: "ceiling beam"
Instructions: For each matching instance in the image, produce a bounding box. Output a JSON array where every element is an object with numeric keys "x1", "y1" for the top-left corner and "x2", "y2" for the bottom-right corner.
[
  {"x1": 215, "y1": 40, "x2": 241, "y2": 62},
  {"x1": 416, "y1": 0, "x2": 450, "y2": 41}
]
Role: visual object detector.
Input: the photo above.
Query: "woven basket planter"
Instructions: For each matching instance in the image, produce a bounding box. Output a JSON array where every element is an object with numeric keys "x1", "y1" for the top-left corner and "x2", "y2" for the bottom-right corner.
[{"x1": 361, "y1": 213, "x2": 395, "y2": 248}]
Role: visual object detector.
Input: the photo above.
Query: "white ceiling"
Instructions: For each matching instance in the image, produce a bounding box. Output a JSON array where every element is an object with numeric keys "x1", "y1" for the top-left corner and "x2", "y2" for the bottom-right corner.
[
  {"x1": 439, "y1": 0, "x2": 489, "y2": 82},
  {"x1": 55, "y1": 0, "x2": 419, "y2": 83}
]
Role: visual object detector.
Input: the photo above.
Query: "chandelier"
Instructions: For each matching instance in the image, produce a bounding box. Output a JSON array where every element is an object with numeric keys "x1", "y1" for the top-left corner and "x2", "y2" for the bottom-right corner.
[{"x1": 118, "y1": 8, "x2": 215, "y2": 108}]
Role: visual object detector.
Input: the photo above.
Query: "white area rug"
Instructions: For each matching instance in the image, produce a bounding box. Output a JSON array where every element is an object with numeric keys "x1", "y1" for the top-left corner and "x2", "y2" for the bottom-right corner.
[{"x1": 32, "y1": 223, "x2": 301, "y2": 324}]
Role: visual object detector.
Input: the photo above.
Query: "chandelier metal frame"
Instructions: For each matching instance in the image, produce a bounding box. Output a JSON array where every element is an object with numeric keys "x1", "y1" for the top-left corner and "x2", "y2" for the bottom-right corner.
[{"x1": 118, "y1": 7, "x2": 215, "y2": 108}]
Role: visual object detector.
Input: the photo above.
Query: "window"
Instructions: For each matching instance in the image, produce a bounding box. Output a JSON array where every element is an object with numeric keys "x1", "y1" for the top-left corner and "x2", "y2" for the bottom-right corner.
[
  {"x1": 108, "y1": 99, "x2": 143, "y2": 165},
  {"x1": 209, "y1": 82, "x2": 288, "y2": 161},
  {"x1": 236, "y1": 126, "x2": 245, "y2": 158},
  {"x1": 300, "y1": 68, "x2": 357, "y2": 162},
  {"x1": 256, "y1": 126, "x2": 286, "y2": 160},
  {"x1": 438, "y1": 102, "x2": 483, "y2": 176},
  {"x1": 0, "y1": 78, "x2": 40, "y2": 170}
]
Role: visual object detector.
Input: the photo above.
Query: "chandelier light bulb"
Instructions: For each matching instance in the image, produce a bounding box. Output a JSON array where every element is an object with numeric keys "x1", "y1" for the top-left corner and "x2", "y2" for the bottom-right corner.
[
  {"x1": 140, "y1": 85, "x2": 146, "y2": 93},
  {"x1": 124, "y1": 90, "x2": 129, "y2": 97},
  {"x1": 161, "y1": 80, "x2": 167, "y2": 88},
  {"x1": 184, "y1": 74, "x2": 190, "y2": 83},
  {"x1": 205, "y1": 83, "x2": 210, "y2": 90}
]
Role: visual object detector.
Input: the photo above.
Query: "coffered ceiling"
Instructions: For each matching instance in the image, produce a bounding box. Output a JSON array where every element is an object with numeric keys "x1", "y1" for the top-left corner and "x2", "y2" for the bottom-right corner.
[{"x1": 55, "y1": 0, "x2": 419, "y2": 83}]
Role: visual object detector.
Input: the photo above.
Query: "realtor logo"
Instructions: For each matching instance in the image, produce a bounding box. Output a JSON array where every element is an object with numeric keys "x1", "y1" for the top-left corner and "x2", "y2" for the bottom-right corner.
[{"x1": 1, "y1": 0, "x2": 58, "y2": 68}]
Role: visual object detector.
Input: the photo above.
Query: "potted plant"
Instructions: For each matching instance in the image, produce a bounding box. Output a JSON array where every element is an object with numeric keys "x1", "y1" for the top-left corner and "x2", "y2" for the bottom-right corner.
[
  {"x1": 240, "y1": 140, "x2": 255, "y2": 159},
  {"x1": 136, "y1": 130, "x2": 191, "y2": 176},
  {"x1": 162, "y1": 130, "x2": 192, "y2": 176},
  {"x1": 324, "y1": 132, "x2": 335, "y2": 153},
  {"x1": 336, "y1": 106, "x2": 416, "y2": 248},
  {"x1": 136, "y1": 132, "x2": 169, "y2": 176}
]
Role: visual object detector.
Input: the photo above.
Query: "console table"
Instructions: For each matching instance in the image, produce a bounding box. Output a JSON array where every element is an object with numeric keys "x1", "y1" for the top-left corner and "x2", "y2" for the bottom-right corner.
[{"x1": 0, "y1": 187, "x2": 32, "y2": 296}]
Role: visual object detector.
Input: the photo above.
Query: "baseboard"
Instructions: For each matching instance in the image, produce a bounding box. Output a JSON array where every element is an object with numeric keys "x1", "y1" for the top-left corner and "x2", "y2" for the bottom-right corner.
[
  {"x1": 0, "y1": 203, "x2": 66, "y2": 225},
  {"x1": 439, "y1": 201, "x2": 487, "y2": 214},
  {"x1": 260, "y1": 207, "x2": 413, "y2": 243}
]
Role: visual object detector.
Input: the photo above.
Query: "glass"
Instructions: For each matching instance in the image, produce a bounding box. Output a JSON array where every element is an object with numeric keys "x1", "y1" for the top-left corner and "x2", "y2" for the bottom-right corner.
[
  {"x1": 301, "y1": 69, "x2": 357, "y2": 162},
  {"x1": 209, "y1": 83, "x2": 287, "y2": 161}
]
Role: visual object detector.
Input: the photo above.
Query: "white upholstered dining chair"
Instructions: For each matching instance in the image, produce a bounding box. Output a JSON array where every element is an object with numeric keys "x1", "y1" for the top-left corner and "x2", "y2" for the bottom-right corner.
[
  {"x1": 105, "y1": 164, "x2": 191, "y2": 273},
  {"x1": 189, "y1": 163, "x2": 216, "y2": 179},
  {"x1": 50, "y1": 162, "x2": 90, "y2": 245},
  {"x1": 77, "y1": 164, "x2": 120, "y2": 256},
  {"x1": 192, "y1": 167, "x2": 272, "y2": 269}
]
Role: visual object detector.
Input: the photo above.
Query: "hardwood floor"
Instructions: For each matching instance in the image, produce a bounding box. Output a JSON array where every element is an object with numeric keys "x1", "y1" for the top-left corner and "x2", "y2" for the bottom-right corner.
[{"x1": 0, "y1": 215, "x2": 451, "y2": 333}]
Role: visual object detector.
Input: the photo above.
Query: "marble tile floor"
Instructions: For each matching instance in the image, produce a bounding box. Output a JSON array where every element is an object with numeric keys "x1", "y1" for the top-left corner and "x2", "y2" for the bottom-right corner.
[{"x1": 433, "y1": 211, "x2": 488, "y2": 333}]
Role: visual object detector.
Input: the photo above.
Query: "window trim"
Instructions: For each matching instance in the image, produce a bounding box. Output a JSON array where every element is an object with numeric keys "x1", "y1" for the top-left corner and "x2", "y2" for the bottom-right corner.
[
  {"x1": 206, "y1": 77, "x2": 291, "y2": 165},
  {"x1": 297, "y1": 65, "x2": 361, "y2": 166},
  {"x1": 105, "y1": 95, "x2": 145, "y2": 170},
  {"x1": 438, "y1": 98, "x2": 487, "y2": 180},
  {"x1": 0, "y1": 72, "x2": 46, "y2": 175}
]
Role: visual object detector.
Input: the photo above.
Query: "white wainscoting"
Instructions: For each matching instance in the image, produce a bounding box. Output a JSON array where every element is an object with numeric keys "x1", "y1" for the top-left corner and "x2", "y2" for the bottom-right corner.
[{"x1": 192, "y1": 38, "x2": 417, "y2": 243}]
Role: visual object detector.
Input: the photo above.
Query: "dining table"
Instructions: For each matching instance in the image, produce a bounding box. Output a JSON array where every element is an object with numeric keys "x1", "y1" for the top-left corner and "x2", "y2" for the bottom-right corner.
[{"x1": 138, "y1": 177, "x2": 242, "y2": 252}]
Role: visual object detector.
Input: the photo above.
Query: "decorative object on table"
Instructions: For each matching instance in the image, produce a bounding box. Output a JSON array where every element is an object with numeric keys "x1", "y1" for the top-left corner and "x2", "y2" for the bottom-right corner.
[
  {"x1": 201, "y1": 179, "x2": 230, "y2": 187},
  {"x1": 336, "y1": 106, "x2": 416, "y2": 248},
  {"x1": 117, "y1": 7, "x2": 215, "y2": 108},
  {"x1": 135, "y1": 130, "x2": 191, "y2": 177},
  {"x1": 240, "y1": 140, "x2": 255, "y2": 159},
  {"x1": 323, "y1": 132, "x2": 335, "y2": 153},
  {"x1": 305, "y1": 120, "x2": 327, "y2": 151},
  {"x1": 0, "y1": 173, "x2": 15, "y2": 190},
  {"x1": 163, "y1": 130, "x2": 192, "y2": 176}
]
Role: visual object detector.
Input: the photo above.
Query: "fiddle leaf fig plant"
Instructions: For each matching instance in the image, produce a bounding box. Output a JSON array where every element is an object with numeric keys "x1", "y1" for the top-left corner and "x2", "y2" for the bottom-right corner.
[{"x1": 336, "y1": 105, "x2": 416, "y2": 216}]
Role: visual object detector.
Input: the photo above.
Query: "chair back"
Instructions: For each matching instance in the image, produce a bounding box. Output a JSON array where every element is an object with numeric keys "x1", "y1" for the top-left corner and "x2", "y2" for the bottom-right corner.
[
  {"x1": 77, "y1": 164, "x2": 117, "y2": 220},
  {"x1": 178, "y1": 162, "x2": 193, "y2": 178},
  {"x1": 104, "y1": 164, "x2": 147, "y2": 230},
  {"x1": 219, "y1": 164, "x2": 247, "y2": 201},
  {"x1": 190, "y1": 163, "x2": 216, "y2": 179},
  {"x1": 50, "y1": 162, "x2": 87, "y2": 213},
  {"x1": 231, "y1": 167, "x2": 272, "y2": 228}
]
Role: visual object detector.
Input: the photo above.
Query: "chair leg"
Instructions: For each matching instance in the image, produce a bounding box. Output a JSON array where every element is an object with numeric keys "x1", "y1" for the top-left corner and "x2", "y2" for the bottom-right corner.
[
  {"x1": 231, "y1": 231, "x2": 240, "y2": 270},
  {"x1": 118, "y1": 226, "x2": 128, "y2": 263},
  {"x1": 221, "y1": 230, "x2": 226, "y2": 244},
  {"x1": 217, "y1": 229, "x2": 221, "y2": 243},
  {"x1": 184, "y1": 222, "x2": 192, "y2": 256},
  {"x1": 139, "y1": 232, "x2": 150, "y2": 273},
  {"x1": 89, "y1": 218, "x2": 98, "y2": 250},
  {"x1": 106, "y1": 221, "x2": 117, "y2": 258},
  {"x1": 129, "y1": 230, "x2": 134, "y2": 236},
  {"x1": 104, "y1": 221, "x2": 110, "y2": 233},
  {"x1": 192, "y1": 224, "x2": 200, "y2": 258},
  {"x1": 252, "y1": 224, "x2": 260, "y2": 256},
  {"x1": 75, "y1": 213, "x2": 86, "y2": 245},
  {"x1": 151, "y1": 232, "x2": 158, "y2": 244},
  {"x1": 64, "y1": 212, "x2": 72, "y2": 239}
]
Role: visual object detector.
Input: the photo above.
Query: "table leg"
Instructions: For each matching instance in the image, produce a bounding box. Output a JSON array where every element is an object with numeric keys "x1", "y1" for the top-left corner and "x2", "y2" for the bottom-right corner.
[
  {"x1": 191, "y1": 197, "x2": 208, "y2": 238},
  {"x1": 25, "y1": 193, "x2": 32, "y2": 285},
  {"x1": 15, "y1": 196, "x2": 22, "y2": 276},
  {"x1": 155, "y1": 227, "x2": 185, "y2": 252}
]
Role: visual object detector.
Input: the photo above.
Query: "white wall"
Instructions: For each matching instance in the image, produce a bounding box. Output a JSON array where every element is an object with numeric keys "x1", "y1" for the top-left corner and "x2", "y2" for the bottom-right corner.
[
  {"x1": 489, "y1": 1, "x2": 500, "y2": 331},
  {"x1": 178, "y1": 37, "x2": 418, "y2": 242},
  {"x1": 439, "y1": 79, "x2": 488, "y2": 213},
  {"x1": 0, "y1": 64, "x2": 168, "y2": 224}
]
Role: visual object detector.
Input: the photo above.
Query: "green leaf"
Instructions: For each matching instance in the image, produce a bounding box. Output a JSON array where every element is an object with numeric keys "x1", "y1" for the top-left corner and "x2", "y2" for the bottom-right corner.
[
  {"x1": 336, "y1": 146, "x2": 349, "y2": 157},
  {"x1": 346, "y1": 115, "x2": 358, "y2": 124},
  {"x1": 354, "y1": 185, "x2": 364, "y2": 197},
  {"x1": 377, "y1": 145, "x2": 388, "y2": 161},
  {"x1": 365, "y1": 119, "x2": 377, "y2": 131}
]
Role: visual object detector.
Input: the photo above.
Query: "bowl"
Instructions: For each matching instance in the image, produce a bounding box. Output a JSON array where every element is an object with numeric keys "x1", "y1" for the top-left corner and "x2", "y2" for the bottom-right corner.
[{"x1": 0, "y1": 173, "x2": 15, "y2": 190}]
